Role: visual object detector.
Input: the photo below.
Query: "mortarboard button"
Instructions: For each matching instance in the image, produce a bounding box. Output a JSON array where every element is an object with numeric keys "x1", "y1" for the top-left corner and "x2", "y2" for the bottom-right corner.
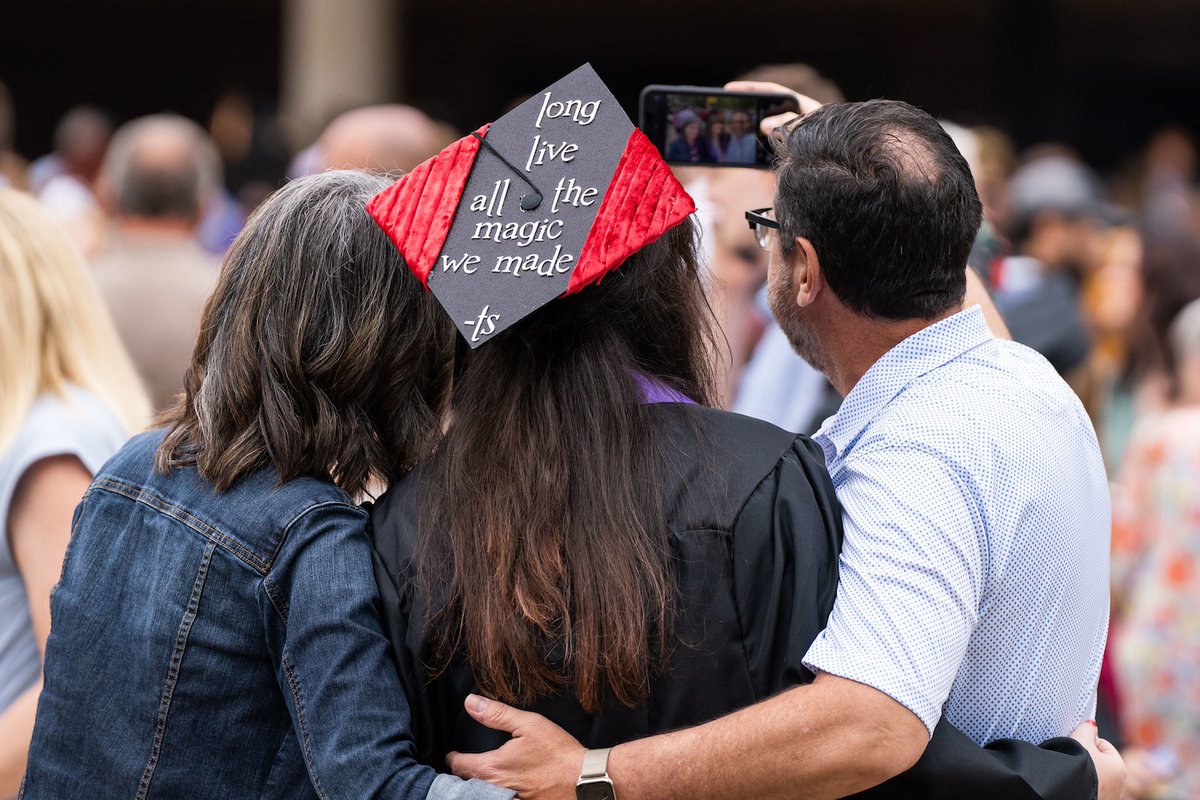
[{"x1": 469, "y1": 130, "x2": 544, "y2": 212}]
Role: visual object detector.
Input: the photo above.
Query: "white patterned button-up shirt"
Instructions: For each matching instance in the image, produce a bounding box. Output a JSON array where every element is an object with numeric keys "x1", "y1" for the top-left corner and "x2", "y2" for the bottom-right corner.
[{"x1": 803, "y1": 305, "x2": 1110, "y2": 745}]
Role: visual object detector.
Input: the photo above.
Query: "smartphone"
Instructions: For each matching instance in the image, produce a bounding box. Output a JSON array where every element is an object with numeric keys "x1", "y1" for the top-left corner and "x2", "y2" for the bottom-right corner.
[{"x1": 639, "y1": 85, "x2": 799, "y2": 169}]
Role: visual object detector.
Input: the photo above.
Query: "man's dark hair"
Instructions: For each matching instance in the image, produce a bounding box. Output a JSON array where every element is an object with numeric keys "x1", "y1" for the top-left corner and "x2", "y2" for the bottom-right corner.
[{"x1": 772, "y1": 99, "x2": 982, "y2": 320}]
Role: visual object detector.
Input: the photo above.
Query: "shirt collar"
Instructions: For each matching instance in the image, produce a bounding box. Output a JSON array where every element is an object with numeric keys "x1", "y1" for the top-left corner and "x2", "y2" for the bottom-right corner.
[{"x1": 815, "y1": 304, "x2": 993, "y2": 463}]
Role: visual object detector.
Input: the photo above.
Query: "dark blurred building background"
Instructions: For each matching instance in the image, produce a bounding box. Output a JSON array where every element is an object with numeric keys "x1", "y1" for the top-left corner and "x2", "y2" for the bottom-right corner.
[{"x1": 2, "y1": 0, "x2": 1199, "y2": 169}]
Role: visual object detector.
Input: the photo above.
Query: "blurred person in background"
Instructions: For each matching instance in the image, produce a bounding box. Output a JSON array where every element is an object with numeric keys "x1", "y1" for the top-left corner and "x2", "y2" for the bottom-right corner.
[
  {"x1": 1140, "y1": 128, "x2": 1199, "y2": 238},
  {"x1": 1114, "y1": 127, "x2": 1199, "y2": 242},
  {"x1": 706, "y1": 111, "x2": 730, "y2": 162},
  {"x1": 1110, "y1": 295, "x2": 1200, "y2": 800},
  {"x1": 91, "y1": 113, "x2": 222, "y2": 413},
  {"x1": 722, "y1": 109, "x2": 757, "y2": 165},
  {"x1": 1099, "y1": 130, "x2": 1200, "y2": 458},
  {"x1": 196, "y1": 90, "x2": 256, "y2": 254},
  {"x1": 28, "y1": 106, "x2": 112, "y2": 255},
  {"x1": 210, "y1": 90, "x2": 291, "y2": 226},
  {"x1": 992, "y1": 154, "x2": 1118, "y2": 380},
  {"x1": 665, "y1": 109, "x2": 711, "y2": 163},
  {"x1": 1109, "y1": 234, "x2": 1200, "y2": 444},
  {"x1": 1074, "y1": 223, "x2": 1143, "y2": 470},
  {"x1": 940, "y1": 121, "x2": 1016, "y2": 283},
  {"x1": 316, "y1": 104, "x2": 450, "y2": 175},
  {"x1": 205, "y1": 91, "x2": 254, "y2": 219},
  {"x1": 201, "y1": 90, "x2": 293, "y2": 254},
  {"x1": 0, "y1": 188, "x2": 149, "y2": 796},
  {"x1": 1071, "y1": 228, "x2": 1192, "y2": 761},
  {"x1": 973, "y1": 127, "x2": 1019, "y2": 240},
  {"x1": 27, "y1": 106, "x2": 112, "y2": 194},
  {"x1": 0, "y1": 81, "x2": 27, "y2": 190}
]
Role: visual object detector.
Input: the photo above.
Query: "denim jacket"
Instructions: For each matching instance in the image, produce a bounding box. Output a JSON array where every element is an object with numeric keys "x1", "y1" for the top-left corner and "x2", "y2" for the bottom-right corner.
[{"x1": 22, "y1": 430, "x2": 511, "y2": 800}]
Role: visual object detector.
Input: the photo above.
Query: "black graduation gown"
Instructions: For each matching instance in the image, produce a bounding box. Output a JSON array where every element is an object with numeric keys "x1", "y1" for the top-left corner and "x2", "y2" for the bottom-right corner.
[{"x1": 370, "y1": 403, "x2": 1096, "y2": 799}]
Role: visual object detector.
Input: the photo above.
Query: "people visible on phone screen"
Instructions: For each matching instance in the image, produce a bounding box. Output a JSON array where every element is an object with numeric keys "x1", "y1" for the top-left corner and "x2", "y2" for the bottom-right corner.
[
  {"x1": 723, "y1": 110, "x2": 758, "y2": 164},
  {"x1": 666, "y1": 109, "x2": 713, "y2": 163},
  {"x1": 707, "y1": 112, "x2": 731, "y2": 162}
]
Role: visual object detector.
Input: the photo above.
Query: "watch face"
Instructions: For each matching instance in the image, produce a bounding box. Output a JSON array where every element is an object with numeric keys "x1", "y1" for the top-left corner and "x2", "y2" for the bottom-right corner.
[{"x1": 576, "y1": 778, "x2": 616, "y2": 800}]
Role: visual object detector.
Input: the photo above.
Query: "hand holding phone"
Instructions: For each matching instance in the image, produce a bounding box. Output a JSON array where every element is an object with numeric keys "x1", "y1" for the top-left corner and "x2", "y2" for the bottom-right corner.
[
  {"x1": 639, "y1": 85, "x2": 801, "y2": 169},
  {"x1": 723, "y1": 80, "x2": 825, "y2": 135}
]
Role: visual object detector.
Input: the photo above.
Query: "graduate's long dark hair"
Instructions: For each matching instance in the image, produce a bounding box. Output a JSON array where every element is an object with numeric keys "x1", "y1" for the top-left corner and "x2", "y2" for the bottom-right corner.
[{"x1": 418, "y1": 218, "x2": 718, "y2": 713}]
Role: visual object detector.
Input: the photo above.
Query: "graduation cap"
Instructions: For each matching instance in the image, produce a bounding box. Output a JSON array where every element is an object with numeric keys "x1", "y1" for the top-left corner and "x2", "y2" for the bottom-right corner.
[{"x1": 367, "y1": 63, "x2": 696, "y2": 347}]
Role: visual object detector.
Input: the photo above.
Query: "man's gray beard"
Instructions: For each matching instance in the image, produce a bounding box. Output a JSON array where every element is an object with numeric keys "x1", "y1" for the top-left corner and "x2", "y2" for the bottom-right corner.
[{"x1": 767, "y1": 267, "x2": 831, "y2": 376}]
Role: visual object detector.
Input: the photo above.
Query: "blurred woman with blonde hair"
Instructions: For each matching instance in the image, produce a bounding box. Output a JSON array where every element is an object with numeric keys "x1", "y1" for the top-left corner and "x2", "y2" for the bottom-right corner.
[{"x1": 0, "y1": 187, "x2": 148, "y2": 794}]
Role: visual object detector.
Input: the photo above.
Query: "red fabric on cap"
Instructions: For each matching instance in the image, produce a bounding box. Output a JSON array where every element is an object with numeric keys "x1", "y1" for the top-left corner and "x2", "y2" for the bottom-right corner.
[
  {"x1": 366, "y1": 123, "x2": 490, "y2": 288},
  {"x1": 566, "y1": 128, "x2": 697, "y2": 295}
]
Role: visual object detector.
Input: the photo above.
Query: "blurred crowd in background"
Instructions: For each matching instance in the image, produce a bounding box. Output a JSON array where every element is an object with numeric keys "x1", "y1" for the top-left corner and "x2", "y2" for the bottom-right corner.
[{"x1": 1, "y1": 54, "x2": 1199, "y2": 800}]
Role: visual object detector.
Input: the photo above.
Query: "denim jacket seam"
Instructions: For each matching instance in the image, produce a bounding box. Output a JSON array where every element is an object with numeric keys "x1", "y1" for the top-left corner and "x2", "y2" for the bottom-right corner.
[
  {"x1": 258, "y1": 501, "x2": 365, "y2": 617},
  {"x1": 280, "y1": 499, "x2": 366, "y2": 539},
  {"x1": 92, "y1": 476, "x2": 273, "y2": 574},
  {"x1": 264, "y1": 499, "x2": 366, "y2": 573},
  {"x1": 262, "y1": 575, "x2": 289, "y2": 624},
  {"x1": 55, "y1": 485, "x2": 95, "y2": 590},
  {"x1": 262, "y1": 500, "x2": 364, "y2": 800},
  {"x1": 281, "y1": 651, "x2": 328, "y2": 800},
  {"x1": 136, "y1": 541, "x2": 217, "y2": 799}
]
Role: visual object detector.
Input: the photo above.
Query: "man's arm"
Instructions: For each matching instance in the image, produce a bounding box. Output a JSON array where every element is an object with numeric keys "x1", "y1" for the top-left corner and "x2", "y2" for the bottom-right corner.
[
  {"x1": 451, "y1": 696, "x2": 1125, "y2": 800},
  {"x1": 611, "y1": 674, "x2": 925, "y2": 800},
  {"x1": 449, "y1": 674, "x2": 925, "y2": 800}
]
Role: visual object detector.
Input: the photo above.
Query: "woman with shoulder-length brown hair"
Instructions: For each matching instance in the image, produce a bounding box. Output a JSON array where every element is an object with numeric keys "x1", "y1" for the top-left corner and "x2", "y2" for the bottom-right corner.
[{"x1": 22, "y1": 171, "x2": 513, "y2": 800}]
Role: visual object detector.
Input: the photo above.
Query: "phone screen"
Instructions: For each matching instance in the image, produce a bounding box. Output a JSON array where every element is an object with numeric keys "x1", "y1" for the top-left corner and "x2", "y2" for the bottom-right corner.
[{"x1": 639, "y1": 86, "x2": 799, "y2": 169}]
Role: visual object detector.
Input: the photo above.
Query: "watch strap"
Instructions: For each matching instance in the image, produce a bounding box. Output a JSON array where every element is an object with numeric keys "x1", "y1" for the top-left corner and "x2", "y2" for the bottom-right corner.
[{"x1": 580, "y1": 747, "x2": 613, "y2": 781}]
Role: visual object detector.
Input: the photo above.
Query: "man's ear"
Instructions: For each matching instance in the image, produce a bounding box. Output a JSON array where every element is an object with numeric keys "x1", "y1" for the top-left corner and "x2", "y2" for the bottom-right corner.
[{"x1": 791, "y1": 236, "x2": 823, "y2": 307}]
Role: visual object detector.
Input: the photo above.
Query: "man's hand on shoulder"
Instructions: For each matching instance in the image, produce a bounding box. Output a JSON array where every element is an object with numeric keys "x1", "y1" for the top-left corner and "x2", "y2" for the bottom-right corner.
[{"x1": 447, "y1": 695, "x2": 583, "y2": 800}]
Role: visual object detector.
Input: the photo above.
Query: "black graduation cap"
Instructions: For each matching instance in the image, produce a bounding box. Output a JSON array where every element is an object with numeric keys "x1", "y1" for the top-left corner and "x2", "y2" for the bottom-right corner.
[{"x1": 367, "y1": 63, "x2": 696, "y2": 347}]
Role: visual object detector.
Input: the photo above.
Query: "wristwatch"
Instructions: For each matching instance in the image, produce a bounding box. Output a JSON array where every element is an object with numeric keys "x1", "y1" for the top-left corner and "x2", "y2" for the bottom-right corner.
[{"x1": 576, "y1": 747, "x2": 617, "y2": 800}]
